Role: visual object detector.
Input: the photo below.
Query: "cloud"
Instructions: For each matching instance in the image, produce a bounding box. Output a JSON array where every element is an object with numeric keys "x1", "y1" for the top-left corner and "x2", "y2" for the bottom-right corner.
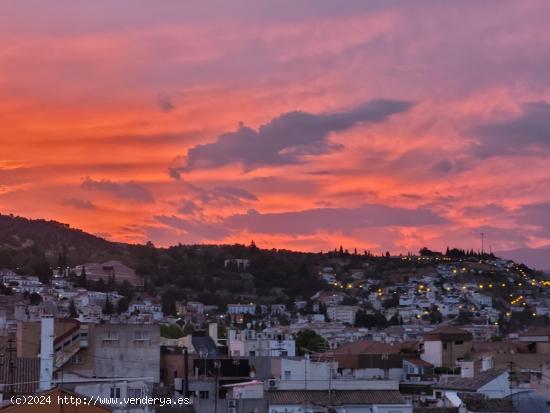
[
  {"x1": 154, "y1": 215, "x2": 230, "y2": 239},
  {"x1": 158, "y1": 93, "x2": 175, "y2": 112},
  {"x1": 62, "y1": 198, "x2": 96, "y2": 210},
  {"x1": 472, "y1": 101, "x2": 550, "y2": 158},
  {"x1": 177, "y1": 200, "x2": 201, "y2": 215},
  {"x1": 516, "y1": 201, "x2": 550, "y2": 232},
  {"x1": 223, "y1": 204, "x2": 446, "y2": 235},
  {"x1": 170, "y1": 99, "x2": 412, "y2": 176},
  {"x1": 214, "y1": 186, "x2": 258, "y2": 201},
  {"x1": 432, "y1": 159, "x2": 453, "y2": 173},
  {"x1": 81, "y1": 177, "x2": 154, "y2": 203}
]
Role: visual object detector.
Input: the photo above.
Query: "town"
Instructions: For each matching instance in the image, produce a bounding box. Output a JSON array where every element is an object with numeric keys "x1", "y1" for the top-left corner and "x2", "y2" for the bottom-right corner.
[{"x1": 0, "y1": 231, "x2": 548, "y2": 413}]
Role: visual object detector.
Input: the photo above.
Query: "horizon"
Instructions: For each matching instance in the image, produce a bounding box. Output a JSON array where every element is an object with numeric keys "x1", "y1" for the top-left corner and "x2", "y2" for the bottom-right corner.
[
  {"x1": 2, "y1": 1, "x2": 550, "y2": 268},
  {"x1": 4, "y1": 212, "x2": 549, "y2": 271}
]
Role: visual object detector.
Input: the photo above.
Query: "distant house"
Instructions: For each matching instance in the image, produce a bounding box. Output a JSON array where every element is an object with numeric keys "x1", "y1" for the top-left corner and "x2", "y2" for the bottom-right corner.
[
  {"x1": 224, "y1": 259, "x2": 250, "y2": 271},
  {"x1": 433, "y1": 369, "x2": 510, "y2": 399},
  {"x1": 227, "y1": 328, "x2": 295, "y2": 357},
  {"x1": 227, "y1": 303, "x2": 256, "y2": 316},
  {"x1": 267, "y1": 390, "x2": 412, "y2": 413},
  {"x1": 403, "y1": 358, "x2": 435, "y2": 382},
  {"x1": 327, "y1": 305, "x2": 359, "y2": 324},
  {"x1": 74, "y1": 260, "x2": 143, "y2": 287},
  {"x1": 518, "y1": 326, "x2": 550, "y2": 354},
  {"x1": 330, "y1": 340, "x2": 405, "y2": 380},
  {"x1": 421, "y1": 326, "x2": 473, "y2": 368}
]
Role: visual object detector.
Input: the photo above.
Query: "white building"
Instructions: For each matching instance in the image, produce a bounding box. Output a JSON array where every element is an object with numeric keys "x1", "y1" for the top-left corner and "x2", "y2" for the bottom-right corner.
[
  {"x1": 327, "y1": 305, "x2": 359, "y2": 325},
  {"x1": 228, "y1": 328, "x2": 295, "y2": 357},
  {"x1": 267, "y1": 357, "x2": 411, "y2": 413},
  {"x1": 227, "y1": 303, "x2": 256, "y2": 316}
]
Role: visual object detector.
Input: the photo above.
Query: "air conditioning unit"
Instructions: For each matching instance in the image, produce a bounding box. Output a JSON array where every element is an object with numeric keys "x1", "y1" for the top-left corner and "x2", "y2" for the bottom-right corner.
[{"x1": 268, "y1": 379, "x2": 278, "y2": 389}]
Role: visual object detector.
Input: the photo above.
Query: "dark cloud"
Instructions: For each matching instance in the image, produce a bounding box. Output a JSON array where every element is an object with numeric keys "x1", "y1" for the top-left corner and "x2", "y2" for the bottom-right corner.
[
  {"x1": 158, "y1": 93, "x2": 175, "y2": 112},
  {"x1": 155, "y1": 215, "x2": 230, "y2": 239},
  {"x1": 432, "y1": 159, "x2": 453, "y2": 173},
  {"x1": 177, "y1": 200, "x2": 201, "y2": 215},
  {"x1": 214, "y1": 186, "x2": 258, "y2": 201},
  {"x1": 462, "y1": 203, "x2": 509, "y2": 218},
  {"x1": 81, "y1": 177, "x2": 154, "y2": 203},
  {"x1": 516, "y1": 202, "x2": 550, "y2": 232},
  {"x1": 223, "y1": 204, "x2": 446, "y2": 235},
  {"x1": 472, "y1": 101, "x2": 550, "y2": 158},
  {"x1": 465, "y1": 225, "x2": 529, "y2": 246},
  {"x1": 170, "y1": 99, "x2": 412, "y2": 176},
  {"x1": 62, "y1": 198, "x2": 96, "y2": 210}
]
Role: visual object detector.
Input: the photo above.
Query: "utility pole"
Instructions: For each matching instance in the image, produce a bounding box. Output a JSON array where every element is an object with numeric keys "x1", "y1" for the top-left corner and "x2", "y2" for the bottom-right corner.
[
  {"x1": 6, "y1": 333, "x2": 15, "y2": 398},
  {"x1": 214, "y1": 360, "x2": 221, "y2": 413},
  {"x1": 481, "y1": 232, "x2": 485, "y2": 256}
]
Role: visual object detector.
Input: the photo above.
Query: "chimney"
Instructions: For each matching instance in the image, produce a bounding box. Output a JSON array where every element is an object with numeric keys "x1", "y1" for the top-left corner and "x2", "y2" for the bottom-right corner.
[
  {"x1": 208, "y1": 322, "x2": 218, "y2": 344},
  {"x1": 39, "y1": 316, "x2": 54, "y2": 391},
  {"x1": 481, "y1": 355, "x2": 494, "y2": 372},
  {"x1": 459, "y1": 360, "x2": 474, "y2": 378}
]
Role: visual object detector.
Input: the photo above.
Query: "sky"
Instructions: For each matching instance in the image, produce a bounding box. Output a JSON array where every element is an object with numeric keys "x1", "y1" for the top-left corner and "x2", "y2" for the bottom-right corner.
[{"x1": 1, "y1": 0, "x2": 550, "y2": 265}]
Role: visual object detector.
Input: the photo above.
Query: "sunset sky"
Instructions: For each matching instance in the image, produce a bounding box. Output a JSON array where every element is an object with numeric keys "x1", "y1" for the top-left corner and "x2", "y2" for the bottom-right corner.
[{"x1": 2, "y1": 1, "x2": 550, "y2": 264}]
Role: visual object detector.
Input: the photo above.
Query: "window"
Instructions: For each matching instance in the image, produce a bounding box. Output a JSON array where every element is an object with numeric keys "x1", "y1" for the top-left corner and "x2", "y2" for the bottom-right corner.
[
  {"x1": 454, "y1": 340, "x2": 464, "y2": 345},
  {"x1": 110, "y1": 387, "x2": 121, "y2": 398},
  {"x1": 105, "y1": 331, "x2": 119, "y2": 340},
  {"x1": 135, "y1": 331, "x2": 150, "y2": 340},
  {"x1": 103, "y1": 331, "x2": 119, "y2": 346},
  {"x1": 70, "y1": 354, "x2": 82, "y2": 364},
  {"x1": 128, "y1": 388, "x2": 143, "y2": 398},
  {"x1": 249, "y1": 351, "x2": 255, "y2": 356},
  {"x1": 443, "y1": 343, "x2": 448, "y2": 350},
  {"x1": 199, "y1": 391, "x2": 209, "y2": 399},
  {"x1": 284, "y1": 370, "x2": 291, "y2": 380},
  {"x1": 281, "y1": 351, "x2": 288, "y2": 356}
]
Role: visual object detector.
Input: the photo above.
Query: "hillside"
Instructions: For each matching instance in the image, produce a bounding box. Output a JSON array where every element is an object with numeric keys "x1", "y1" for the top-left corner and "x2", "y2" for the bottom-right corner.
[
  {"x1": 0, "y1": 213, "x2": 127, "y2": 272},
  {"x1": 1, "y1": 213, "x2": 548, "y2": 327}
]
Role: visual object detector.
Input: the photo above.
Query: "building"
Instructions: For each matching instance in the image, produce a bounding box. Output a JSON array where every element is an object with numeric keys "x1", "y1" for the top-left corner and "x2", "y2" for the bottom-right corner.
[
  {"x1": 227, "y1": 329, "x2": 295, "y2": 357},
  {"x1": 327, "y1": 305, "x2": 359, "y2": 325},
  {"x1": 421, "y1": 326, "x2": 473, "y2": 368},
  {"x1": 433, "y1": 369, "x2": 510, "y2": 399},
  {"x1": 74, "y1": 261, "x2": 142, "y2": 287},
  {"x1": 330, "y1": 340, "x2": 405, "y2": 380},
  {"x1": 518, "y1": 327, "x2": 550, "y2": 354},
  {"x1": 266, "y1": 390, "x2": 413, "y2": 413},
  {"x1": 60, "y1": 324, "x2": 160, "y2": 413}
]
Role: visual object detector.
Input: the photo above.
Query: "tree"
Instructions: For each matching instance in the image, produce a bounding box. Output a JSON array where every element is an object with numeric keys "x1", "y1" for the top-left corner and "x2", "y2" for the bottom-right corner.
[
  {"x1": 295, "y1": 329, "x2": 327, "y2": 355},
  {"x1": 182, "y1": 323, "x2": 195, "y2": 336},
  {"x1": 76, "y1": 266, "x2": 88, "y2": 288},
  {"x1": 69, "y1": 300, "x2": 78, "y2": 318},
  {"x1": 29, "y1": 292, "x2": 42, "y2": 305},
  {"x1": 160, "y1": 324, "x2": 185, "y2": 339},
  {"x1": 103, "y1": 296, "x2": 113, "y2": 315},
  {"x1": 116, "y1": 297, "x2": 130, "y2": 314},
  {"x1": 33, "y1": 257, "x2": 53, "y2": 284}
]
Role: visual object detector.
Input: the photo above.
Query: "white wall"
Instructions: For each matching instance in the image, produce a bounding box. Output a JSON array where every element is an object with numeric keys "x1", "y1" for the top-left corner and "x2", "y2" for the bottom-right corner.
[
  {"x1": 421, "y1": 340, "x2": 442, "y2": 367},
  {"x1": 478, "y1": 372, "x2": 510, "y2": 398}
]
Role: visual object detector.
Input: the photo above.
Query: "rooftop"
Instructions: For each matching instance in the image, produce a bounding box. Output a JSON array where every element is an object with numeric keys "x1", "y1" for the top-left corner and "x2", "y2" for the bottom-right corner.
[
  {"x1": 434, "y1": 369, "x2": 507, "y2": 391},
  {"x1": 423, "y1": 326, "x2": 473, "y2": 342},
  {"x1": 266, "y1": 390, "x2": 407, "y2": 406}
]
